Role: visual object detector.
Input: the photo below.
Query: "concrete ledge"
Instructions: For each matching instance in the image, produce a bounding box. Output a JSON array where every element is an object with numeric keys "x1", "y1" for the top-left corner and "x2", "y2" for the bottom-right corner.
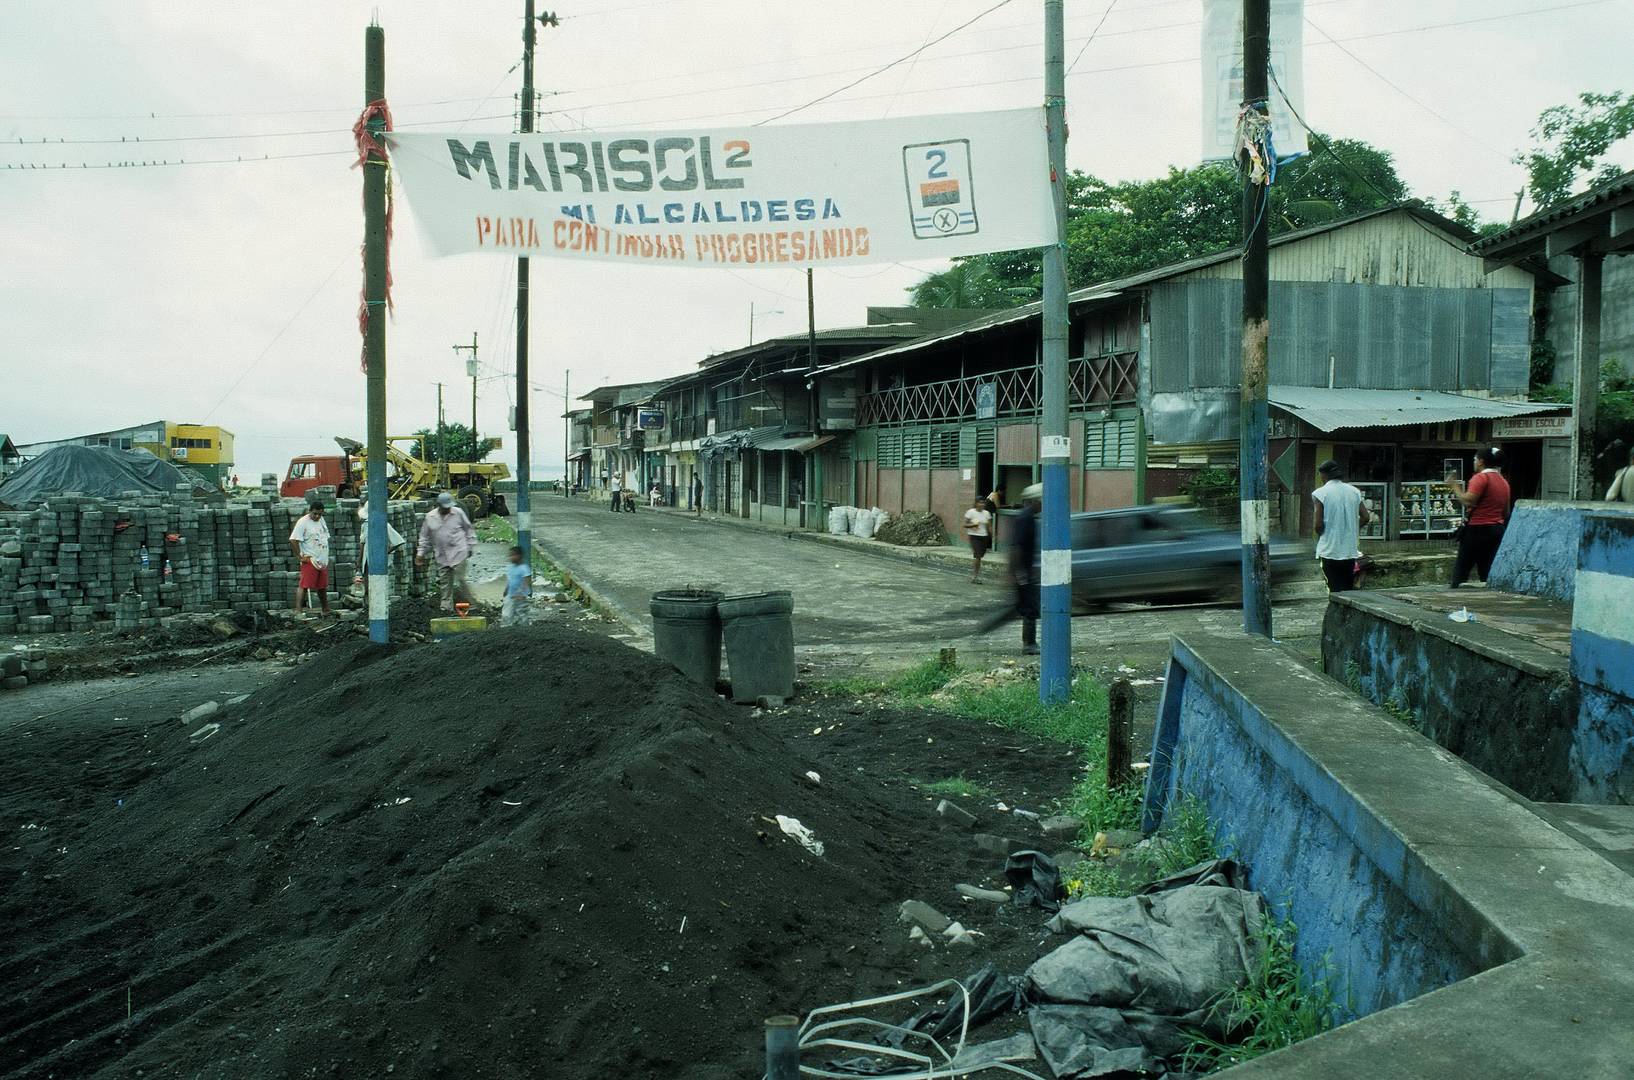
[
  {"x1": 1489, "y1": 500, "x2": 1634, "y2": 601},
  {"x1": 1326, "y1": 590, "x2": 1568, "y2": 679},
  {"x1": 1147, "y1": 632, "x2": 1634, "y2": 1078}
]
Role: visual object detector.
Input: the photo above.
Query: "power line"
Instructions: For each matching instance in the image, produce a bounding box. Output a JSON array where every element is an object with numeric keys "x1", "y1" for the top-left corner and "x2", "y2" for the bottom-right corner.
[
  {"x1": 202, "y1": 253, "x2": 351, "y2": 422},
  {"x1": 2, "y1": 149, "x2": 353, "y2": 170},
  {"x1": 6, "y1": 113, "x2": 511, "y2": 147},
  {"x1": 755, "y1": 0, "x2": 1019, "y2": 125},
  {"x1": 1067, "y1": 0, "x2": 1120, "y2": 74}
]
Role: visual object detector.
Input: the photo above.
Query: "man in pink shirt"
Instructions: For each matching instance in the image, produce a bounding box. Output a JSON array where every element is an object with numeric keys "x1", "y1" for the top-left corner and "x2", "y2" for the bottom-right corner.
[{"x1": 415, "y1": 492, "x2": 478, "y2": 612}]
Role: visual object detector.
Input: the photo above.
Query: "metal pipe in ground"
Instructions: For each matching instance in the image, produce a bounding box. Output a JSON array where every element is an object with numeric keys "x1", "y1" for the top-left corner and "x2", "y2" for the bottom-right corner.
[{"x1": 764, "y1": 1015, "x2": 799, "y2": 1079}]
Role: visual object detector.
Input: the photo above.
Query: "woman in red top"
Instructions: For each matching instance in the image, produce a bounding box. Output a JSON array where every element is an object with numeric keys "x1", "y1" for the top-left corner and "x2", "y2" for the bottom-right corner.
[{"x1": 1446, "y1": 447, "x2": 1512, "y2": 587}]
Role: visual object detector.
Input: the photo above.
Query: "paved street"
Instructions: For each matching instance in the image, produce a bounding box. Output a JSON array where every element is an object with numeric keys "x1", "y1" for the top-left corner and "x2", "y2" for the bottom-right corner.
[{"x1": 529, "y1": 498, "x2": 1326, "y2": 676}]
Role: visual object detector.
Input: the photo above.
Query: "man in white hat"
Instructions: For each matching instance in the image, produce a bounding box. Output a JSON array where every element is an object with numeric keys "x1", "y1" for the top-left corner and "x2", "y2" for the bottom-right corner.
[{"x1": 415, "y1": 491, "x2": 478, "y2": 613}]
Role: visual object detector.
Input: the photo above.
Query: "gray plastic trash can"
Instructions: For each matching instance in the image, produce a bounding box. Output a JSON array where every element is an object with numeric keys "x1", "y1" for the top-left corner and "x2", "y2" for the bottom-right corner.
[
  {"x1": 719, "y1": 590, "x2": 795, "y2": 703},
  {"x1": 650, "y1": 589, "x2": 723, "y2": 688}
]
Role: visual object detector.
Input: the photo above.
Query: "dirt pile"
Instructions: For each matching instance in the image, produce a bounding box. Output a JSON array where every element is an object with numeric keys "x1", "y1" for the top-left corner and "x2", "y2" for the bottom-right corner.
[
  {"x1": 0, "y1": 623, "x2": 1074, "y2": 1079},
  {"x1": 874, "y1": 510, "x2": 948, "y2": 547}
]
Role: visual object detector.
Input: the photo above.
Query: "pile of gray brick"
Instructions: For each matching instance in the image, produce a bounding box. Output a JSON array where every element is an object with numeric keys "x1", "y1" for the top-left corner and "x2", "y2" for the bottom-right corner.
[
  {"x1": 1, "y1": 646, "x2": 46, "y2": 690},
  {"x1": 0, "y1": 488, "x2": 430, "y2": 638}
]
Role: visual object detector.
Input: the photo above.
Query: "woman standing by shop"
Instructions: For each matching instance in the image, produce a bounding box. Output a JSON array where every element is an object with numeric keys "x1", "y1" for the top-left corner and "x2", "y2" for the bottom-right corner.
[{"x1": 1446, "y1": 447, "x2": 1512, "y2": 587}]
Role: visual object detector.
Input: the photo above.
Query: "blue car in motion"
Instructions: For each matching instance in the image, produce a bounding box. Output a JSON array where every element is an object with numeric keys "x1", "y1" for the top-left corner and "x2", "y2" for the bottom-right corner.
[{"x1": 1067, "y1": 505, "x2": 1306, "y2": 609}]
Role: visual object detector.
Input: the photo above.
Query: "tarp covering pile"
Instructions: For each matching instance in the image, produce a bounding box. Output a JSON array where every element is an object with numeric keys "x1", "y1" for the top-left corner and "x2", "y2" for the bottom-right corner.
[
  {"x1": 0, "y1": 445, "x2": 215, "y2": 508},
  {"x1": 818, "y1": 860, "x2": 1268, "y2": 1079}
]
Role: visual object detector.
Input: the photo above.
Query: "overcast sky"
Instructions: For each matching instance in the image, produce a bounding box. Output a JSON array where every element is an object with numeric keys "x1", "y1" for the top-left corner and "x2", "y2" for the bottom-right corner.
[{"x1": 4, "y1": 0, "x2": 1631, "y2": 480}]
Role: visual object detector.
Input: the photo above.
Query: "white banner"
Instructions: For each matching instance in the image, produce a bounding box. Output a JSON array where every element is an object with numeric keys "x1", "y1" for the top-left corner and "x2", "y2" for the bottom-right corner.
[
  {"x1": 383, "y1": 109, "x2": 1055, "y2": 267},
  {"x1": 1201, "y1": 0, "x2": 1308, "y2": 162}
]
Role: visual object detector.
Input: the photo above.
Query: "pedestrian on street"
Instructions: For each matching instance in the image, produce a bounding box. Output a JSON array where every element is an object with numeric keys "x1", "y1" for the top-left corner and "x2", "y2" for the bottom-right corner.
[
  {"x1": 692, "y1": 472, "x2": 704, "y2": 516},
  {"x1": 416, "y1": 491, "x2": 478, "y2": 613},
  {"x1": 353, "y1": 503, "x2": 407, "y2": 595},
  {"x1": 502, "y1": 545, "x2": 532, "y2": 627},
  {"x1": 962, "y1": 494, "x2": 994, "y2": 583},
  {"x1": 1011, "y1": 483, "x2": 1042, "y2": 654},
  {"x1": 609, "y1": 474, "x2": 623, "y2": 512},
  {"x1": 1447, "y1": 447, "x2": 1512, "y2": 588},
  {"x1": 1607, "y1": 446, "x2": 1634, "y2": 503},
  {"x1": 1311, "y1": 459, "x2": 1372, "y2": 593},
  {"x1": 287, "y1": 501, "x2": 332, "y2": 618}
]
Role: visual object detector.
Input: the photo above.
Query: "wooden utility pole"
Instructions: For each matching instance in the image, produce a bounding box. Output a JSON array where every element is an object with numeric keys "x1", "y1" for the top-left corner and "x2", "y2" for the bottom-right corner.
[
  {"x1": 362, "y1": 22, "x2": 390, "y2": 644},
  {"x1": 1039, "y1": 0, "x2": 1072, "y2": 703},
  {"x1": 452, "y1": 332, "x2": 479, "y2": 463},
  {"x1": 516, "y1": 2, "x2": 555, "y2": 559},
  {"x1": 1238, "y1": 0, "x2": 1273, "y2": 638},
  {"x1": 1573, "y1": 253, "x2": 1603, "y2": 499},
  {"x1": 563, "y1": 369, "x2": 571, "y2": 495},
  {"x1": 435, "y1": 381, "x2": 446, "y2": 487}
]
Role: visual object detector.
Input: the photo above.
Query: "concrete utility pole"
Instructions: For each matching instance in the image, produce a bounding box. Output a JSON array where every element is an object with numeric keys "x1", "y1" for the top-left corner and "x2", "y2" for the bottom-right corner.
[
  {"x1": 1038, "y1": 0, "x2": 1072, "y2": 703},
  {"x1": 1238, "y1": 0, "x2": 1273, "y2": 638},
  {"x1": 516, "y1": 2, "x2": 556, "y2": 560},
  {"x1": 1573, "y1": 253, "x2": 1603, "y2": 499},
  {"x1": 362, "y1": 23, "x2": 390, "y2": 645},
  {"x1": 563, "y1": 369, "x2": 571, "y2": 495}
]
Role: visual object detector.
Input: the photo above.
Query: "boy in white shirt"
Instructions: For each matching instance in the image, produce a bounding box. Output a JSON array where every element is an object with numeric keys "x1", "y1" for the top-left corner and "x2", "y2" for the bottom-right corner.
[{"x1": 962, "y1": 496, "x2": 994, "y2": 583}]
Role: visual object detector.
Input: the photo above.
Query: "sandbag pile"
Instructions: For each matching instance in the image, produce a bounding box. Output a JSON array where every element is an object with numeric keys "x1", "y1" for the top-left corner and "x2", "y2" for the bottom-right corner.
[{"x1": 0, "y1": 493, "x2": 428, "y2": 635}]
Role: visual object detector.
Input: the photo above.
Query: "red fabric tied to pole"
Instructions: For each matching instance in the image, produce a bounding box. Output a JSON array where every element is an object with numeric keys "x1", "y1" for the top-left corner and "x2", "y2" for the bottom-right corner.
[{"x1": 353, "y1": 99, "x2": 394, "y2": 371}]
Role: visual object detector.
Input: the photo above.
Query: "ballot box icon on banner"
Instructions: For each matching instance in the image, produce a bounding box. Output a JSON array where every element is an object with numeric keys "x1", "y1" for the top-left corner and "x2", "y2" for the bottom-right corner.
[{"x1": 904, "y1": 139, "x2": 978, "y2": 239}]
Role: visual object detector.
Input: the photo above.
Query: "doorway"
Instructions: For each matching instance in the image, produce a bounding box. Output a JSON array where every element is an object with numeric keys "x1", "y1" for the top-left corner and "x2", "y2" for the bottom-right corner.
[{"x1": 975, "y1": 451, "x2": 995, "y2": 504}]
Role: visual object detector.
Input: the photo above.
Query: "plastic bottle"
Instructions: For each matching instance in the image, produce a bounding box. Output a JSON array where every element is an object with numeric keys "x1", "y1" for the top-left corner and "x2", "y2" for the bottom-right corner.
[{"x1": 139, "y1": 545, "x2": 150, "y2": 570}]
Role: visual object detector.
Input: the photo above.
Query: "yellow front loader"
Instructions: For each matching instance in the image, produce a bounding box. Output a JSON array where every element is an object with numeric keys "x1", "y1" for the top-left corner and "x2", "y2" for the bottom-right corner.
[{"x1": 333, "y1": 436, "x2": 510, "y2": 519}]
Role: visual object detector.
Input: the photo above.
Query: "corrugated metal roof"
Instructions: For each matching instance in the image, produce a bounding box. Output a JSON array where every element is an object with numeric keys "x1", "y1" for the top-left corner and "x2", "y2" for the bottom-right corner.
[
  {"x1": 1472, "y1": 169, "x2": 1634, "y2": 256},
  {"x1": 1268, "y1": 387, "x2": 1569, "y2": 433},
  {"x1": 812, "y1": 206, "x2": 1491, "y2": 377}
]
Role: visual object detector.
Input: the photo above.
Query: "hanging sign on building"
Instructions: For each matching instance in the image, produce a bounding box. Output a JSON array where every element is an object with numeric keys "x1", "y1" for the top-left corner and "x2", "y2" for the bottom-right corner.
[
  {"x1": 1200, "y1": 0, "x2": 1308, "y2": 162},
  {"x1": 384, "y1": 110, "x2": 1055, "y2": 266},
  {"x1": 637, "y1": 408, "x2": 666, "y2": 431}
]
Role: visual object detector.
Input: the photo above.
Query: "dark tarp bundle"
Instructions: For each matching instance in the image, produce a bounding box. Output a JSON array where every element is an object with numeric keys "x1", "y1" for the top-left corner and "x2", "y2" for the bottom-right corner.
[
  {"x1": 1005, "y1": 849, "x2": 1063, "y2": 911},
  {"x1": 0, "y1": 445, "x2": 214, "y2": 508}
]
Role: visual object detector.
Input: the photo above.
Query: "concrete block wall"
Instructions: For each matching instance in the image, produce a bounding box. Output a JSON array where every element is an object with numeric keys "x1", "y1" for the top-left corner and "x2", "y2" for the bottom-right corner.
[
  {"x1": 1142, "y1": 633, "x2": 1634, "y2": 1078},
  {"x1": 0, "y1": 492, "x2": 429, "y2": 634},
  {"x1": 1569, "y1": 513, "x2": 1634, "y2": 803},
  {"x1": 1146, "y1": 638, "x2": 1479, "y2": 1021},
  {"x1": 1487, "y1": 501, "x2": 1634, "y2": 600}
]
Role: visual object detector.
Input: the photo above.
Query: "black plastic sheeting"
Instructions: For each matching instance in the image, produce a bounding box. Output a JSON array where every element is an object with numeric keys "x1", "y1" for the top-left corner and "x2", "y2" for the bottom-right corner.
[{"x1": 0, "y1": 445, "x2": 216, "y2": 508}]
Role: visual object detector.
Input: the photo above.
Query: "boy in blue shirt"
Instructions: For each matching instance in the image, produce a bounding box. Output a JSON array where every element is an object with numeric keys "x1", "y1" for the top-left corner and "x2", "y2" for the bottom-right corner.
[{"x1": 502, "y1": 545, "x2": 533, "y2": 627}]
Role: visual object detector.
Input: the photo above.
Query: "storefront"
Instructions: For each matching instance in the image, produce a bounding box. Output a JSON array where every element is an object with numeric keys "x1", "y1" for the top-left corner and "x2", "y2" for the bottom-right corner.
[{"x1": 1268, "y1": 389, "x2": 1570, "y2": 542}]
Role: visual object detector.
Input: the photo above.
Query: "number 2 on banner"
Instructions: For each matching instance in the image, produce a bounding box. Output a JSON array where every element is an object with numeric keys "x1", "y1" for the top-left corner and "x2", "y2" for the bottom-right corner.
[{"x1": 903, "y1": 139, "x2": 978, "y2": 240}]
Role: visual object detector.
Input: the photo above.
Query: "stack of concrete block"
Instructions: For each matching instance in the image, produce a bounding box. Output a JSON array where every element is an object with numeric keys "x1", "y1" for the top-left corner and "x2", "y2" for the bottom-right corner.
[
  {"x1": 1, "y1": 646, "x2": 47, "y2": 690},
  {"x1": 0, "y1": 492, "x2": 436, "y2": 635}
]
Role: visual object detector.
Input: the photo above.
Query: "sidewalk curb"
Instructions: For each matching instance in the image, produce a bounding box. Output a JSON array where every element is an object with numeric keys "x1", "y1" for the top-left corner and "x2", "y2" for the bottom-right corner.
[
  {"x1": 649, "y1": 507, "x2": 978, "y2": 578},
  {"x1": 527, "y1": 536, "x2": 652, "y2": 644}
]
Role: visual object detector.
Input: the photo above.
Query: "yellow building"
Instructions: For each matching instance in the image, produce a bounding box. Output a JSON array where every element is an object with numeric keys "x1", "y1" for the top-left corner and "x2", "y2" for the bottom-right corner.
[{"x1": 16, "y1": 420, "x2": 236, "y2": 485}]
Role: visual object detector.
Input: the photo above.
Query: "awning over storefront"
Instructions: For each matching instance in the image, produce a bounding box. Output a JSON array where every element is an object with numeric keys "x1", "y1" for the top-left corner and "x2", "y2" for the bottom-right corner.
[
  {"x1": 1268, "y1": 387, "x2": 1569, "y2": 433},
  {"x1": 752, "y1": 434, "x2": 812, "y2": 451},
  {"x1": 788, "y1": 434, "x2": 836, "y2": 453}
]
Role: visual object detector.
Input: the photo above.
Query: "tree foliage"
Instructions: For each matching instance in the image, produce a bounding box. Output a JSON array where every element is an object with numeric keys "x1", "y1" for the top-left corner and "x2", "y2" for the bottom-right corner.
[
  {"x1": 1521, "y1": 91, "x2": 1634, "y2": 209},
  {"x1": 908, "y1": 136, "x2": 1413, "y2": 307},
  {"x1": 409, "y1": 422, "x2": 497, "y2": 463}
]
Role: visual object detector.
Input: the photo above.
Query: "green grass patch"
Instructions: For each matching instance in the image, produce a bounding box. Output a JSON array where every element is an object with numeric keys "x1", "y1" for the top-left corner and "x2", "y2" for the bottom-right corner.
[
  {"x1": 1181, "y1": 911, "x2": 1340, "y2": 1072},
  {"x1": 477, "y1": 515, "x2": 517, "y2": 544},
  {"x1": 918, "y1": 776, "x2": 991, "y2": 799},
  {"x1": 819, "y1": 655, "x2": 1142, "y2": 835},
  {"x1": 1062, "y1": 796, "x2": 1218, "y2": 898}
]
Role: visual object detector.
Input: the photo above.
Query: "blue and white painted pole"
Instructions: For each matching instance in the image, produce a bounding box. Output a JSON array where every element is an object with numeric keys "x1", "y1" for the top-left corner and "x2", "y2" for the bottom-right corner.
[
  {"x1": 1238, "y1": 0, "x2": 1273, "y2": 639},
  {"x1": 1039, "y1": 0, "x2": 1072, "y2": 703}
]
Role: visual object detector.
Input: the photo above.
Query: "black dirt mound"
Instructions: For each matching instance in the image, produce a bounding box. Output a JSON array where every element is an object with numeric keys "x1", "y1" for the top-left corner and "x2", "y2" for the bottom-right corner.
[{"x1": 0, "y1": 622, "x2": 1073, "y2": 1079}]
